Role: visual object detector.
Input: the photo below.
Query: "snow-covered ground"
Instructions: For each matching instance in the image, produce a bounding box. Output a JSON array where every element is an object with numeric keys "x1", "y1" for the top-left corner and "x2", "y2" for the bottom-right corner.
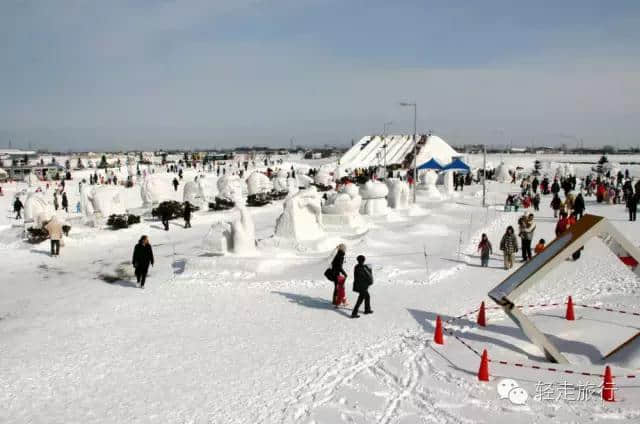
[{"x1": 2, "y1": 154, "x2": 640, "y2": 423}]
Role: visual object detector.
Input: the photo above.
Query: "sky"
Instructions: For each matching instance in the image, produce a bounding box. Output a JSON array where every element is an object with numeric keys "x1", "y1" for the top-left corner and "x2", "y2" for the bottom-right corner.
[{"x1": 1, "y1": 0, "x2": 639, "y2": 150}]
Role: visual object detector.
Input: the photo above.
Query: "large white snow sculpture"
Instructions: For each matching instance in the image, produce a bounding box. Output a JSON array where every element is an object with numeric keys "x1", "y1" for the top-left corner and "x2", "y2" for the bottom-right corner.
[
  {"x1": 273, "y1": 170, "x2": 289, "y2": 193},
  {"x1": 246, "y1": 172, "x2": 272, "y2": 196},
  {"x1": 88, "y1": 186, "x2": 127, "y2": 218},
  {"x1": 141, "y1": 176, "x2": 164, "y2": 208},
  {"x1": 201, "y1": 205, "x2": 256, "y2": 255},
  {"x1": 420, "y1": 170, "x2": 443, "y2": 200},
  {"x1": 275, "y1": 187, "x2": 325, "y2": 241},
  {"x1": 321, "y1": 183, "x2": 367, "y2": 233},
  {"x1": 314, "y1": 168, "x2": 334, "y2": 189},
  {"x1": 24, "y1": 192, "x2": 55, "y2": 227},
  {"x1": 442, "y1": 171, "x2": 455, "y2": 194},
  {"x1": 359, "y1": 180, "x2": 389, "y2": 216},
  {"x1": 183, "y1": 180, "x2": 206, "y2": 207},
  {"x1": 232, "y1": 206, "x2": 256, "y2": 254},
  {"x1": 26, "y1": 173, "x2": 40, "y2": 186},
  {"x1": 386, "y1": 178, "x2": 410, "y2": 209},
  {"x1": 217, "y1": 175, "x2": 244, "y2": 201}
]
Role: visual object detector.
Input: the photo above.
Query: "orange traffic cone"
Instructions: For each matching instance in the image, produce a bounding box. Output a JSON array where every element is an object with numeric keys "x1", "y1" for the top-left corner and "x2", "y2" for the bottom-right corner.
[
  {"x1": 602, "y1": 366, "x2": 616, "y2": 402},
  {"x1": 566, "y1": 296, "x2": 575, "y2": 321},
  {"x1": 478, "y1": 349, "x2": 490, "y2": 381},
  {"x1": 434, "y1": 316, "x2": 444, "y2": 345},
  {"x1": 477, "y1": 301, "x2": 487, "y2": 327}
]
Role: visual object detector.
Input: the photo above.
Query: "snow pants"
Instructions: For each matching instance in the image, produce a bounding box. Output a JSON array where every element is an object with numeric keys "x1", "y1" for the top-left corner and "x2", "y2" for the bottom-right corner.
[
  {"x1": 504, "y1": 253, "x2": 514, "y2": 270},
  {"x1": 352, "y1": 290, "x2": 371, "y2": 316}
]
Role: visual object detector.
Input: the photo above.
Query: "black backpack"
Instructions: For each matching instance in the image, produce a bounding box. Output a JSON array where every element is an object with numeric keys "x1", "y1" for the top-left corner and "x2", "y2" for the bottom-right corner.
[{"x1": 323, "y1": 268, "x2": 335, "y2": 282}]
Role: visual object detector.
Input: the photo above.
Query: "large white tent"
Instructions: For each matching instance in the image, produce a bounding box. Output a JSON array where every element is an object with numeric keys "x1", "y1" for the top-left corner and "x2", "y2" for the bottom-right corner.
[{"x1": 340, "y1": 134, "x2": 459, "y2": 169}]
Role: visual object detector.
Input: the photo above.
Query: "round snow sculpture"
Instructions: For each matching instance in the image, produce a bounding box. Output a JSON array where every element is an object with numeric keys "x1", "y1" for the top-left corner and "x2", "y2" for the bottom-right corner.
[
  {"x1": 232, "y1": 206, "x2": 256, "y2": 254},
  {"x1": 359, "y1": 180, "x2": 389, "y2": 216},
  {"x1": 183, "y1": 180, "x2": 202, "y2": 206},
  {"x1": 495, "y1": 162, "x2": 511, "y2": 183},
  {"x1": 217, "y1": 175, "x2": 243, "y2": 201},
  {"x1": 420, "y1": 171, "x2": 443, "y2": 200},
  {"x1": 89, "y1": 186, "x2": 127, "y2": 218},
  {"x1": 386, "y1": 178, "x2": 410, "y2": 209},
  {"x1": 275, "y1": 187, "x2": 325, "y2": 241},
  {"x1": 202, "y1": 222, "x2": 231, "y2": 255},
  {"x1": 296, "y1": 174, "x2": 314, "y2": 189},
  {"x1": 246, "y1": 172, "x2": 272, "y2": 196}
]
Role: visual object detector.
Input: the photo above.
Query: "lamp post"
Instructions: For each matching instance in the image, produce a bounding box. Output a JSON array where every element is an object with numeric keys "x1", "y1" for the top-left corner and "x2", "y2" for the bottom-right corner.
[
  {"x1": 400, "y1": 102, "x2": 417, "y2": 202},
  {"x1": 382, "y1": 121, "x2": 393, "y2": 173}
]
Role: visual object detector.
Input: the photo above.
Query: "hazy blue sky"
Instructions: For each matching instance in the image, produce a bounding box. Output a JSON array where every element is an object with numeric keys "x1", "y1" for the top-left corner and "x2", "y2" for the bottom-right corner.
[{"x1": 1, "y1": 0, "x2": 639, "y2": 150}]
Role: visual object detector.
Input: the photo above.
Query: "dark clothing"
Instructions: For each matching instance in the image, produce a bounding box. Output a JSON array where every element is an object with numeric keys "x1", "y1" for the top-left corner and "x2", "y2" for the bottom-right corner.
[
  {"x1": 574, "y1": 194, "x2": 585, "y2": 219},
  {"x1": 14, "y1": 199, "x2": 23, "y2": 219},
  {"x1": 331, "y1": 251, "x2": 347, "y2": 280},
  {"x1": 62, "y1": 193, "x2": 69, "y2": 213},
  {"x1": 627, "y1": 193, "x2": 638, "y2": 222},
  {"x1": 133, "y1": 242, "x2": 154, "y2": 287},
  {"x1": 50, "y1": 240, "x2": 60, "y2": 256},
  {"x1": 133, "y1": 243, "x2": 154, "y2": 269},
  {"x1": 522, "y1": 239, "x2": 532, "y2": 261},
  {"x1": 184, "y1": 203, "x2": 192, "y2": 228},
  {"x1": 352, "y1": 291, "x2": 371, "y2": 315}
]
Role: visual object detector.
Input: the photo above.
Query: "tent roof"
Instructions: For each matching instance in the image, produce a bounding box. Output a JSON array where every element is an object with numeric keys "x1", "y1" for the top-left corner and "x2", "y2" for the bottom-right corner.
[
  {"x1": 417, "y1": 158, "x2": 443, "y2": 170},
  {"x1": 443, "y1": 158, "x2": 470, "y2": 173}
]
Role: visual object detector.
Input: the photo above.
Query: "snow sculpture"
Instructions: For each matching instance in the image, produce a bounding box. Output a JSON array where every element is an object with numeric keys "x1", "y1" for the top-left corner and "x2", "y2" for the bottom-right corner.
[
  {"x1": 88, "y1": 186, "x2": 127, "y2": 219},
  {"x1": 24, "y1": 192, "x2": 55, "y2": 227},
  {"x1": 386, "y1": 178, "x2": 410, "y2": 209},
  {"x1": 275, "y1": 187, "x2": 325, "y2": 241},
  {"x1": 273, "y1": 170, "x2": 288, "y2": 193},
  {"x1": 141, "y1": 176, "x2": 164, "y2": 208},
  {"x1": 420, "y1": 170, "x2": 443, "y2": 200},
  {"x1": 321, "y1": 183, "x2": 367, "y2": 233},
  {"x1": 314, "y1": 168, "x2": 334, "y2": 191},
  {"x1": 247, "y1": 172, "x2": 272, "y2": 196},
  {"x1": 183, "y1": 180, "x2": 204, "y2": 206},
  {"x1": 79, "y1": 183, "x2": 95, "y2": 217},
  {"x1": 201, "y1": 205, "x2": 256, "y2": 255},
  {"x1": 495, "y1": 162, "x2": 511, "y2": 183},
  {"x1": 443, "y1": 171, "x2": 454, "y2": 194},
  {"x1": 231, "y1": 206, "x2": 256, "y2": 254},
  {"x1": 217, "y1": 175, "x2": 243, "y2": 202},
  {"x1": 359, "y1": 180, "x2": 389, "y2": 216},
  {"x1": 197, "y1": 177, "x2": 214, "y2": 204},
  {"x1": 202, "y1": 222, "x2": 231, "y2": 255}
]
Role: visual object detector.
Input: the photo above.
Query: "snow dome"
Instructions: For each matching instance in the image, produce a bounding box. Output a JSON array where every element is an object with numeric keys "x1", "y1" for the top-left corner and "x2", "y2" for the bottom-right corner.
[
  {"x1": 359, "y1": 180, "x2": 389, "y2": 216},
  {"x1": 24, "y1": 192, "x2": 55, "y2": 227}
]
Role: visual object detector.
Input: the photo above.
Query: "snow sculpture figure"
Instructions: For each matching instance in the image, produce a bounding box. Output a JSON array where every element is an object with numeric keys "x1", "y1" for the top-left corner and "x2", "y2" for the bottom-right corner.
[
  {"x1": 183, "y1": 180, "x2": 202, "y2": 206},
  {"x1": 321, "y1": 183, "x2": 367, "y2": 233},
  {"x1": 386, "y1": 178, "x2": 410, "y2": 209},
  {"x1": 24, "y1": 192, "x2": 55, "y2": 227},
  {"x1": 217, "y1": 175, "x2": 243, "y2": 202},
  {"x1": 88, "y1": 186, "x2": 127, "y2": 219},
  {"x1": 231, "y1": 205, "x2": 256, "y2": 254},
  {"x1": 141, "y1": 176, "x2": 163, "y2": 208},
  {"x1": 443, "y1": 172, "x2": 455, "y2": 194},
  {"x1": 286, "y1": 177, "x2": 299, "y2": 197},
  {"x1": 79, "y1": 183, "x2": 95, "y2": 217},
  {"x1": 246, "y1": 172, "x2": 272, "y2": 206},
  {"x1": 275, "y1": 187, "x2": 325, "y2": 241},
  {"x1": 197, "y1": 177, "x2": 214, "y2": 205},
  {"x1": 359, "y1": 180, "x2": 389, "y2": 216},
  {"x1": 202, "y1": 222, "x2": 231, "y2": 255},
  {"x1": 26, "y1": 173, "x2": 40, "y2": 187},
  {"x1": 273, "y1": 170, "x2": 288, "y2": 193},
  {"x1": 314, "y1": 168, "x2": 334, "y2": 191},
  {"x1": 421, "y1": 170, "x2": 443, "y2": 200}
]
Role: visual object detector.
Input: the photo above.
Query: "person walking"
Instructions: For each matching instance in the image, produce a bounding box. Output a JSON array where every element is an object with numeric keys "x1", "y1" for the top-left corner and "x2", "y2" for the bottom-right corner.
[
  {"x1": 13, "y1": 197, "x2": 23, "y2": 219},
  {"x1": 183, "y1": 201, "x2": 192, "y2": 228},
  {"x1": 61, "y1": 192, "x2": 69, "y2": 213},
  {"x1": 330, "y1": 244, "x2": 348, "y2": 306},
  {"x1": 53, "y1": 192, "x2": 59, "y2": 211},
  {"x1": 520, "y1": 214, "x2": 536, "y2": 262},
  {"x1": 627, "y1": 190, "x2": 638, "y2": 222},
  {"x1": 555, "y1": 211, "x2": 570, "y2": 237},
  {"x1": 573, "y1": 192, "x2": 585, "y2": 220},
  {"x1": 535, "y1": 239, "x2": 545, "y2": 254},
  {"x1": 477, "y1": 233, "x2": 493, "y2": 267},
  {"x1": 172, "y1": 177, "x2": 179, "y2": 192},
  {"x1": 500, "y1": 226, "x2": 518, "y2": 270},
  {"x1": 132, "y1": 235, "x2": 154, "y2": 288},
  {"x1": 45, "y1": 217, "x2": 63, "y2": 256},
  {"x1": 550, "y1": 193, "x2": 562, "y2": 218},
  {"x1": 351, "y1": 255, "x2": 373, "y2": 318},
  {"x1": 161, "y1": 208, "x2": 170, "y2": 231}
]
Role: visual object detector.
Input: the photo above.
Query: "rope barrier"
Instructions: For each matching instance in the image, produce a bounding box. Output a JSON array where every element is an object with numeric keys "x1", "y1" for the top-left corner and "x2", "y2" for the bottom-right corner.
[{"x1": 441, "y1": 299, "x2": 640, "y2": 379}]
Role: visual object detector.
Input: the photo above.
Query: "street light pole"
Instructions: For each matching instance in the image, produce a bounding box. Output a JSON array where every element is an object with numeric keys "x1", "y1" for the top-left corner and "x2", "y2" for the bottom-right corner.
[
  {"x1": 400, "y1": 102, "x2": 418, "y2": 203},
  {"x1": 482, "y1": 144, "x2": 487, "y2": 208},
  {"x1": 383, "y1": 121, "x2": 393, "y2": 175}
]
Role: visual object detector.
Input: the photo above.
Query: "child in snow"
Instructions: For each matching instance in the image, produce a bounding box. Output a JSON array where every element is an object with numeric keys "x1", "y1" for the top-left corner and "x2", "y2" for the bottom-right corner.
[
  {"x1": 535, "y1": 239, "x2": 545, "y2": 255},
  {"x1": 334, "y1": 274, "x2": 348, "y2": 307},
  {"x1": 477, "y1": 233, "x2": 493, "y2": 267}
]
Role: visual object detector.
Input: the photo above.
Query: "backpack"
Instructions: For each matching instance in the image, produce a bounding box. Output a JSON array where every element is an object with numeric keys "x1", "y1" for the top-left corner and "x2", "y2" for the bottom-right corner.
[{"x1": 323, "y1": 268, "x2": 335, "y2": 282}]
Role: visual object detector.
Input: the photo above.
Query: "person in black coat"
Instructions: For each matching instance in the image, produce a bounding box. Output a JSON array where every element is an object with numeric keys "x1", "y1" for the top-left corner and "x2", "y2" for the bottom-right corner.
[
  {"x1": 627, "y1": 191, "x2": 639, "y2": 222},
  {"x1": 351, "y1": 255, "x2": 373, "y2": 318},
  {"x1": 172, "y1": 177, "x2": 179, "y2": 191},
  {"x1": 61, "y1": 192, "x2": 69, "y2": 213},
  {"x1": 132, "y1": 235, "x2": 154, "y2": 288},
  {"x1": 13, "y1": 197, "x2": 23, "y2": 219},
  {"x1": 330, "y1": 244, "x2": 348, "y2": 305},
  {"x1": 573, "y1": 193, "x2": 585, "y2": 219},
  {"x1": 183, "y1": 201, "x2": 192, "y2": 228}
]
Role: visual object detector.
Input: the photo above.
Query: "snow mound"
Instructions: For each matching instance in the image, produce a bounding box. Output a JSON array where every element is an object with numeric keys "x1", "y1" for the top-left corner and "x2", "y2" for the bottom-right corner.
[{"x1": 275, "y1": 187, "x2": 325, "y2": 242}]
